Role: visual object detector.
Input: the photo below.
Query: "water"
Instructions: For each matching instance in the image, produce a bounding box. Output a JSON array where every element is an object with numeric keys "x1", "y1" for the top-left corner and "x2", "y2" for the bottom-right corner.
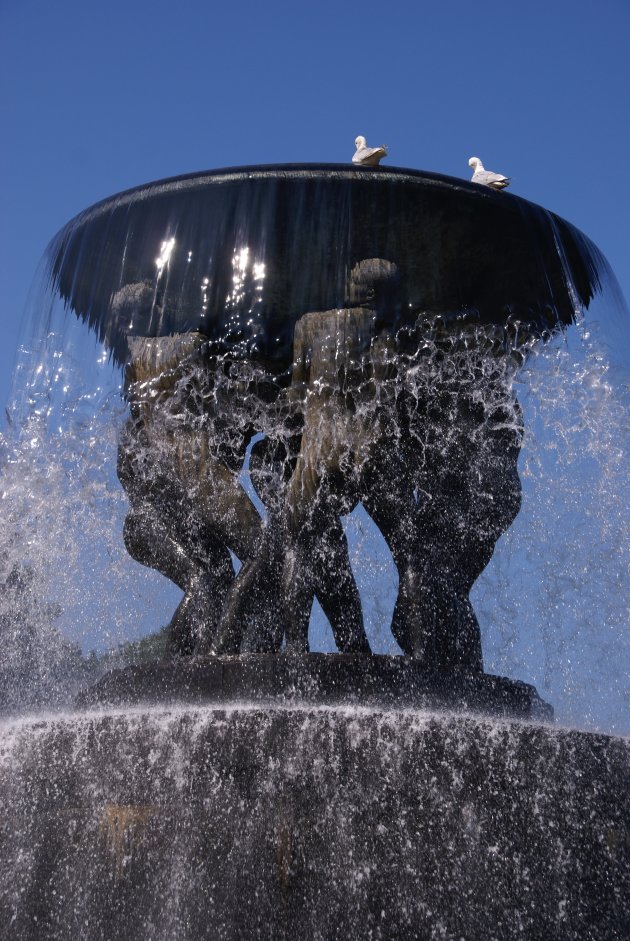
[
  {"x1": 1, "y1": 703, "x2": 628, "y2": 939},
  {"x1": 0, "y1": 165, "x2": 629, "y2": 938},
  {"x1": 0, "y1": 165, "x2": 628, "y2": 733}
]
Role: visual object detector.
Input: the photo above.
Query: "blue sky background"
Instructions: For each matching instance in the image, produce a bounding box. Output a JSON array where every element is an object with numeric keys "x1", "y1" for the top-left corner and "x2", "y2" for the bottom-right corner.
[{"x1": 1, "y1": 0, "x2": 629, "y2": 415}]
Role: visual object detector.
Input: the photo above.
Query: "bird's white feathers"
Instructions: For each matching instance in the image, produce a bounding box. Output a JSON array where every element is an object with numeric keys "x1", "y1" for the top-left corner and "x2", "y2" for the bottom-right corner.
[
  {"x1": 353, "y1": 136, "x2": 388, "y2": 166},
  {"x1": 468, "y1": 156, "x2": 510, "y2": 191}
]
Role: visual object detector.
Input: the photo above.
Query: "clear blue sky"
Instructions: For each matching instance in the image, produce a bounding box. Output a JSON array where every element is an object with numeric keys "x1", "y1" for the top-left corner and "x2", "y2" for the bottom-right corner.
[{"x1": 1, "y1": 0, "x2": 629, "y2": 416}]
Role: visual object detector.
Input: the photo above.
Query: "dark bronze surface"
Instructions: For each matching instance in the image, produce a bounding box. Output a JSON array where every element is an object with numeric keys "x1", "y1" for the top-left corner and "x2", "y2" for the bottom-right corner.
[{"x1": 76, "y1": 653, "x2": 553, "y2": 722}]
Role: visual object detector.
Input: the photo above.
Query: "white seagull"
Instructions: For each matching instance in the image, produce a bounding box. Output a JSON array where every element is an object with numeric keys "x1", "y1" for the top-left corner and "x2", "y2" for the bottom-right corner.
[
  {"x1": 468, "y1": 156, "x2": 510, "y2": 191},
  {"x1": 352, "y1": 136, "x2": 388, "y2": 166}
]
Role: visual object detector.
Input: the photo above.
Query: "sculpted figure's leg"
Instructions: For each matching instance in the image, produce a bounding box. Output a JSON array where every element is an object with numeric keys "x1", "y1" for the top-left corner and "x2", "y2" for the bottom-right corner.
[
  {"x1": 207, "y1": 435, "x2": 291, "y2": 656},
  {"x1": 362, "y1": 445, "x2": 422, "y2": 657},
  {"x1": 208, "y1": 515, "x2": 286, "y2": 656},
  {"x1": 282, "y1": 439, "x2": 368, "y2": 656},
  {"x1": 163, "y1": 439, "x2": 271, "y2": 656},
  {"x1": 280, "y1": 486, "x2": 368, "y2": 655},
  {"x1": 404, "y1": 532, "x2": 484, "y2": 672},
  {"x1": 436, "y1": 418, "x2": 521, "y2": 670},
  {"x1": 363, "y1": 387, "x2": 522, "y2": 673},
  {"x1": 407, "y1": 399, "x2": 523, "y2": 672},
  {"x1": 211, "y1": 398, "x2": 371, "y2": 658},
  {"x1": 281, "y1": 535, "x2": 314, "y2": 655},
  {"x1": 196, "y1": 454, "x2": 264, "y2": 563},
  {"x1": 278, "y1": 295, "x2": 394, "y2": 657},
  {"x1": 367, "y1": 471, "x2": 487, "y2": 670},
  {"x1": 312, "y1": 520, "x2": 369, "y2": 654},
  {"x1": 123, "y1": 505, "x2": 234, "y2": 656},
  {"x1": 119, "y1": 334, "x2": 256, "y2": 656}
]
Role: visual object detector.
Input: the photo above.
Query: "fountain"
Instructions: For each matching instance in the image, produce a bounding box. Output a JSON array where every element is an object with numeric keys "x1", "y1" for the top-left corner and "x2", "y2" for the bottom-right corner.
[{"x1": 0, "y1": 164, "x2": 628, "y2": 938}]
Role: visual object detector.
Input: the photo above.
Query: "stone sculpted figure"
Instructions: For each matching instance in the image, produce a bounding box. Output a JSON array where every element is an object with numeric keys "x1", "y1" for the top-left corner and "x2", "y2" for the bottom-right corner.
[
  {"x1": 278, "y1": 259, "x2": 401, "y2": 654},
  {"x1": 118, "y1": 268, "x2": 524, "y2": 674},
  {"x1": 118, "y1": 333, "x2": 263, "y2": 655},
  {"x1": 209, "y1": 259, "x2": 400, "y2": 656},
  {"x1": 360, "y1": 318, "x2": 524, "y2": 671}
]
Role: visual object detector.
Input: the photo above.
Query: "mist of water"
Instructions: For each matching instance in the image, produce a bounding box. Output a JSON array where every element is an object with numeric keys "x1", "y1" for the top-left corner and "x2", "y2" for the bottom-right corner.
[{"x1": 0, "y1": 167, "x2": 628, "y2": 732}]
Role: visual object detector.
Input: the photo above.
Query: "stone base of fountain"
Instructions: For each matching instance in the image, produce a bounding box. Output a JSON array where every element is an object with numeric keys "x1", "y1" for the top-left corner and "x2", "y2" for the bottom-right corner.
[
  {"x1": 76, "y1": 653, "x2": 553, "y2": 721},
  {"x1": 1, "y1": 706, "x2": 628, "y2": 941}
]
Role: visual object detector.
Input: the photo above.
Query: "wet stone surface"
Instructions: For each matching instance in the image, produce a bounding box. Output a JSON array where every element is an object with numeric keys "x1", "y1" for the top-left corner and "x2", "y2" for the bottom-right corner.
[{"x1": 1, "y1": 707, "x2": 628, "y2": 941}]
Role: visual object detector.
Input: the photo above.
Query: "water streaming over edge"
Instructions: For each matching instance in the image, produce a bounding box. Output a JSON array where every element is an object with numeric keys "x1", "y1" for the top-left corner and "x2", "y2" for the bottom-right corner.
[{"x1": 0, "y1": 167, "x2": 627, "y2": 733}]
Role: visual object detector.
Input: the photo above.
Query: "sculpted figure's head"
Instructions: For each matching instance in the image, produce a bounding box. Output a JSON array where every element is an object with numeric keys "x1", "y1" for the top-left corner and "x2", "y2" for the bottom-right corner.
[{"x1": 348, "y1": 258, "x2": 400, "y2": 310}]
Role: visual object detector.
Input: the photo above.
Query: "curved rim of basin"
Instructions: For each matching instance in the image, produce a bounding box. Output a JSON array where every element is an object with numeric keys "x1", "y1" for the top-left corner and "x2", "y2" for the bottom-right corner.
[
  {"x1": 45, "y1": 162, "x2": 614, "y2": 369},
  {"x1": 69, "y1": 162, "x2": 528, "y2": 226}
]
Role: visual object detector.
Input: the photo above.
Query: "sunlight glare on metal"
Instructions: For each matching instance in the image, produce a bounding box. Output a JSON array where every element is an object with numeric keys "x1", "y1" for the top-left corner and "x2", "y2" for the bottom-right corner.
[{"x1": 155, "y1": 237, "x2": 176, "y2": 276}]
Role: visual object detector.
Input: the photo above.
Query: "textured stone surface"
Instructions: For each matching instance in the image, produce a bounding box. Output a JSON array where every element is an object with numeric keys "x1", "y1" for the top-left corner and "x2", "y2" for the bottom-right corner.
[
  {"x1": 1, "y1": 706, "x2": 628, "y2": 940},
  {"x1": 76, "y1": 654, "x2": 553, "y2": 721}
]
